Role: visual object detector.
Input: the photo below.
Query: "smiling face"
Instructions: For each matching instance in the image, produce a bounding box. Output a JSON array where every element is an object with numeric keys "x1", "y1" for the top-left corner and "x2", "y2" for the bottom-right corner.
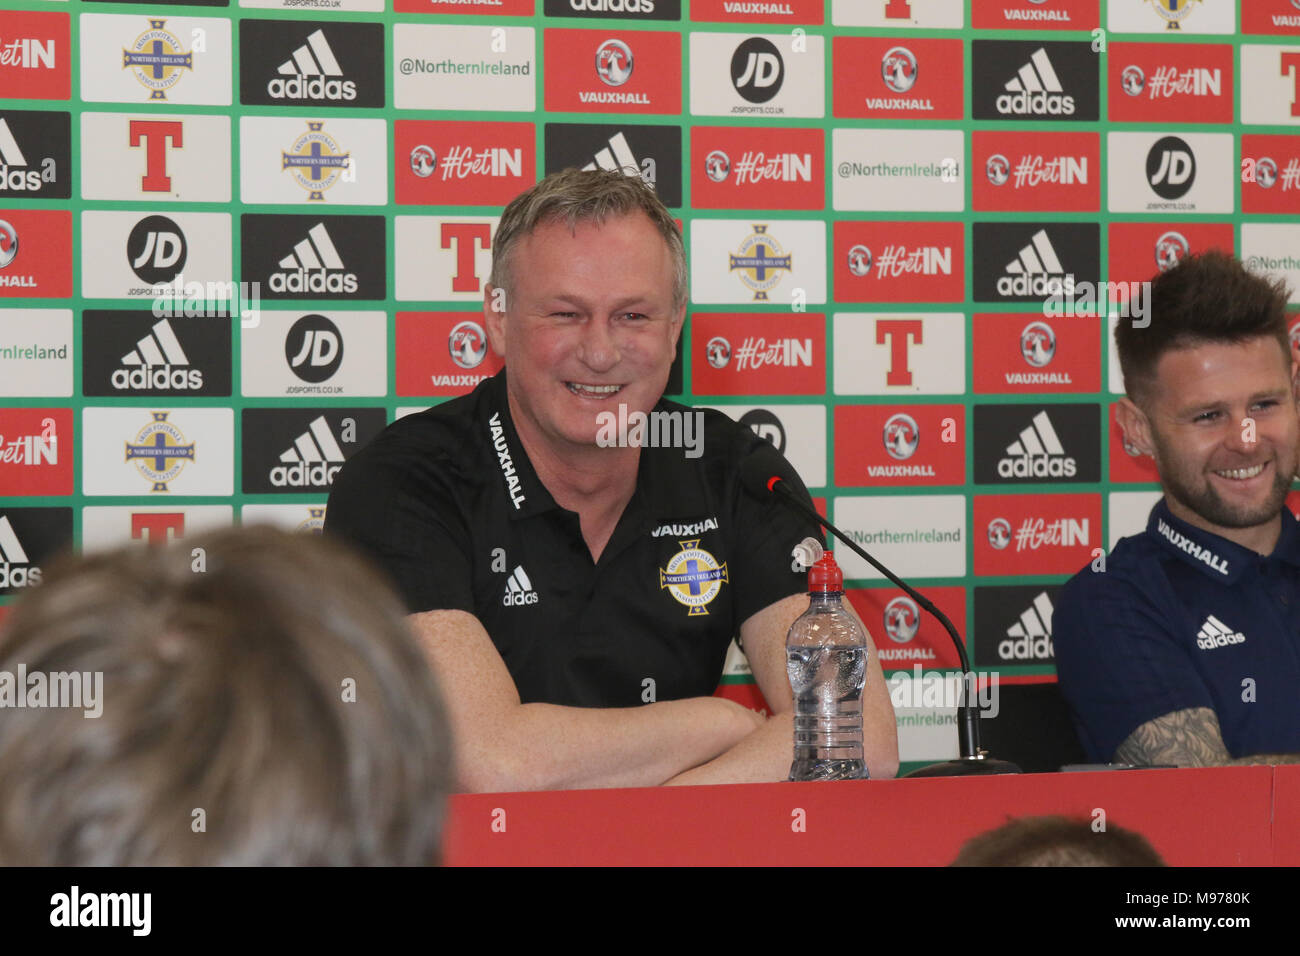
[
  {"x1": 483, "y1": 211, "x2": 684, "y2": 458},
  {"x1": 1119, "y1": 336, "x2": 1300, "y2": 549}
]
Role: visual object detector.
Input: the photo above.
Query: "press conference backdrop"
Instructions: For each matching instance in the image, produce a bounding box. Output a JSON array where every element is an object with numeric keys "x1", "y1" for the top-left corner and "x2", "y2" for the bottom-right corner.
[{"x1": 2, "y1": 0, "x2": 1299, "y2": 770}]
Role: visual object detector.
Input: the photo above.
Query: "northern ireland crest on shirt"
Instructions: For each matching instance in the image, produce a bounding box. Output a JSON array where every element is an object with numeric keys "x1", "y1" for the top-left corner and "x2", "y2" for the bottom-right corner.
[{"x1": 659, "y1": 538, "x2": 728, "y2": 617}]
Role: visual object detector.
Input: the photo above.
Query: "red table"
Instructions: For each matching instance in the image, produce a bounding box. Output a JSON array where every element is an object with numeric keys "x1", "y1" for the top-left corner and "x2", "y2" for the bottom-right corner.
[{"x1": 443, "y1": 766, "x2": 1293, "y2": 866}]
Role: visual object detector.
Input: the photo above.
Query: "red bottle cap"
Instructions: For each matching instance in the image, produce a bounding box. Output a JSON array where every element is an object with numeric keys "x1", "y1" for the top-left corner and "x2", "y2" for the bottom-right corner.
[{"x1": 808, "y1": 553, "x2": 843, "y2": 593}]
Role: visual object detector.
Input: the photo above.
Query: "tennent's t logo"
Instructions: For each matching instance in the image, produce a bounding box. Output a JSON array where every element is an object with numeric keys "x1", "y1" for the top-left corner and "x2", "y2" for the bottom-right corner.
[
  {"x1": 441, "y1": 222, "x2": 491, "y2": 294},
  {"x1": 129, "y1": 120, "x2": 183, "y2": 192},
  {"x1": 876, "y1": 318, "x2": 922, "y2": 387}
]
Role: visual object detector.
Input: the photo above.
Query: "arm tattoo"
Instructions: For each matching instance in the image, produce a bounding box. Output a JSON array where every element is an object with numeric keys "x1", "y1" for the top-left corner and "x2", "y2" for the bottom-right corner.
[{"x1": 1114, "y1": 708, "x2": 1300, "y2": 767}]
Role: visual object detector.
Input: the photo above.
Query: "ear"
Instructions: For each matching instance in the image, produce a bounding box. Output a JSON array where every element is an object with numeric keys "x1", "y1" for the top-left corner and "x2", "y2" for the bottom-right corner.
[
  {"x1": 483, "y1": 284, "x2": 507, "y2": 358},
  {"x1": 1115, "y1": 397, "x2": 1153, "y2": 457},
  {"x1": 668, "y1": 301, "x2": 686, "y2": 351}
]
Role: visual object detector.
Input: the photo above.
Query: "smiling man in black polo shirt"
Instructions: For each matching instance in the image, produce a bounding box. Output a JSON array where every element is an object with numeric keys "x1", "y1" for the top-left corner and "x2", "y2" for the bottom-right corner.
[{"x1": 326, "y1": 168, "x2": 899, "y2": 792}]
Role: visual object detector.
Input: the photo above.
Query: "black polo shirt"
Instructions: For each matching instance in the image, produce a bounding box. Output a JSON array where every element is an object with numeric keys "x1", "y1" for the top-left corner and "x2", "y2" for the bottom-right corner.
[{"x1": 325, "y1": 371, "x2": 822, "y2": 708}]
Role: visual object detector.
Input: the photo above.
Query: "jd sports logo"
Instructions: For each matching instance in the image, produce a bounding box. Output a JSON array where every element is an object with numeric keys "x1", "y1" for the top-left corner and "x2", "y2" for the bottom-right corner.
[
  {"x1": 973, "y1": 403, "x2": 1100, "y2": 484},
  {"x1": 731, "y1": 38, "x2": 784, "y2": 104},
  {"x1": 239, "y1": 20, "x2": 383, "y2": 109},
  {"x1": 739, "y1": 408, "x2": 786, "y2": 454},
  {"x1": 1146, "y1": 135, "x2": 1195, "y2": 200},
  {"x1": 285, "y1": 314, "x2": 343, "y2": 383},
  {"x1": 502, "y1": 565, "x2": 539, "y2": 606},
  {"x1": 241, "y1": 214, "x2": 384, "y2": 300},
  {"x1": 127, "y1": 215, "x2": 187, "y2": 285},
  {"x1": 0, "y1": 112, "x2": 69, "y2": 198}
]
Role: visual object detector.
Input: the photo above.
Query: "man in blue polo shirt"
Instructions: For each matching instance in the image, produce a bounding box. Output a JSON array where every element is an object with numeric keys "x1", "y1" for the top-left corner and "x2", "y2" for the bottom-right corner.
[{"x1": 1054, "y1": 251, "x2": 1300, "y2": 767}]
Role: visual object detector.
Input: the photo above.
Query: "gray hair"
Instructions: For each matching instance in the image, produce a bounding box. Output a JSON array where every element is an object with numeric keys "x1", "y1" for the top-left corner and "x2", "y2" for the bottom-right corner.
[{"x1": 490, "y1": 167, "x2": 688, "y2": 312}]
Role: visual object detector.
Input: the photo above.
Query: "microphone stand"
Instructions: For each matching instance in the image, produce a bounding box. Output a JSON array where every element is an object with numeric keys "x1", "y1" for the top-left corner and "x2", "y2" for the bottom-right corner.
[{"x1": 766, "y1": 478, "x2": 1021, "y2": 777}]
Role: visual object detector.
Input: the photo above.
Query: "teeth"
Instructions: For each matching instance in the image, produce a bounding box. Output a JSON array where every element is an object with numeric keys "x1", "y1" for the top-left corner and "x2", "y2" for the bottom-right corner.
[
  {"x1": 1215, "y1": 463, "x2": 1265, "y2": 479},
  {"x1": 567, "y1": 383, "x2": 621, "y2": 396}
]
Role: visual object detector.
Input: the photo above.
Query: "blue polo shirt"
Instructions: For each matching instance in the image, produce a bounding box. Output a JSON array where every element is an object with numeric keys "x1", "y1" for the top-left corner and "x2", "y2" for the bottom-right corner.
[{"x1": 1054, "y1": 498, "x2": 1300, "y2": 763}]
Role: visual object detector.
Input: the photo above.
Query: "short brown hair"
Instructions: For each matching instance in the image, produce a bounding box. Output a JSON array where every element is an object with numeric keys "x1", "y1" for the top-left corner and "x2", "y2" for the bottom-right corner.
[
  {"x1": 489, "y1": 166, "x2": 687, "y2": 311},
  {"x1": 1117, "y1": 250, "x2": 1291, "y2": 405},
  {"x1": 951, "y1": 815, "x2": 1166, "y2": 867},
  {"x1": 0, "y1": 526, "x2": 452, "y2": 865}
]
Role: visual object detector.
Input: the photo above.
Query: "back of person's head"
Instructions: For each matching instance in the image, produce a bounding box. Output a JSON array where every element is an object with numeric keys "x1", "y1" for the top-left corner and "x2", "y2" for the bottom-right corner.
[
  {"x1": 1116, "y1": 250, "x2": 1291, "y2": 406},
  {"x1": 0, "y1": 525, "x2": 452, "y2": 865},
  {"x1": 951, "y1": 815, "x2": 1166, "y2": 867}
]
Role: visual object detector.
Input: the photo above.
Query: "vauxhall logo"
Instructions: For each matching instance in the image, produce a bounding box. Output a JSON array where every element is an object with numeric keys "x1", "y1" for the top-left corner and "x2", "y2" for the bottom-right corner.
[
  {"x1": 127, "y1": 215, "x2": 187, "y2": 285},
  {"x1": 267, "y1": 30, "x2": 355, "y2": 102},
  {"x1": 270, "y1": 222, "x2": 357, "y2": 294},
  {"x1": 1146, "y1": 135, "x2": 1195, "y2": 200},
  {"x1": 730, "y1": 38, "x2": 783, "y2": 104}
]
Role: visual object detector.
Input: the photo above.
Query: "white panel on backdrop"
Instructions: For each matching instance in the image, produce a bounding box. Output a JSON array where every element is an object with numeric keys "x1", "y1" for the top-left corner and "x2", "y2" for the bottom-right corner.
[
  {"x1": 393, "y1": 24, "x2": 536, "y2": 112},
  {"x1": 241, "y1": 0, "x2": 383, "y2": 9},
  {"x1": 1107, "y1": 1, "x2": 1235, "y2": 35},
  {"x1": 833, "y1": 128, "x2": 964, "y2": 212},
  {"x1": 1241, "y1": 44, "x2": 1300, "y2": 126},
  {"x1": 1106, "y1": 131, "x2": 1234, "y2": 214},
  {"x1": 1108, "y1": 491, "x2": 1163, "y2": 549},
  {"x1": 690, "y1": 219, "x2": 826, "y2": 305},
  {"x1": 240, "y1": 504, "x2": 328, "y2": 533},
  {"x1": 833, "y1": 313, "x2": 966, "y2": 395},
  {"x1": 81, "y1": 211, "x2": 232, "y2": 300},
  {"x1": 1242, "y1": 223, "x2": 1300, "y2": 304},
  {"x1": 80, "y1": 112, "x2": 231, "y2": 203},
  {"x1": 832, "y1": 494, "x2": 966, "y2": 581},
  {"x1": 81, "y1": 505, "x2": 233, "y2": 550},
  {"x1": 706, "y1": 403, "x2": 825, "y2": 489},
  {"x1": 688, "y1": 32, "x2": 825, "y2": 118},
  {"x1": 79, "y1": 15, "x2": 232, "y2": 106},
  {"x1": 82, "y1": 407, "x2": 233, "y2": 496},
  {"x1": 241, "y1": 310, "x2": 387, "y2": 397},
  {"x1": 0, "y1": 310, "x2": 72, "y2": 397},
  {"x1": 394, "y1": 215, "x2": 498, "y2": 302},
  {"x1": 240, "y1": 117, "x2": 387, "y2": 206}
]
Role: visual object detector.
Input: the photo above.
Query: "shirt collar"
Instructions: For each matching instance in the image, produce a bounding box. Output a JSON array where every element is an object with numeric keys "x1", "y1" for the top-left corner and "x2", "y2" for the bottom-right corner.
[{"x1": 1146, "y1": 497, "x2": 1300, "y2": 582}]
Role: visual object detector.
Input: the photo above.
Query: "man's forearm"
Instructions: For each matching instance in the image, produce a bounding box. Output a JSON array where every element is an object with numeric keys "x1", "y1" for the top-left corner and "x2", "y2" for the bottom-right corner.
[{"x1": 458, "y1": 695, "x2": 761, "y2": 792}]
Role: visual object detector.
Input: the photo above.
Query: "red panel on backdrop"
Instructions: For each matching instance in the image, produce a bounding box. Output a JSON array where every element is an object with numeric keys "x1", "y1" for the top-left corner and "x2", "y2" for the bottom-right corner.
[
  {"x1": 832, "y1": 36, "x2": 964, "y2": 120},
  {"x1": 0, "y1": 210, "x2": 72, "y2": 298},
  {"x1": 973, "y1": 493, "x2": 1101, "y2": 576},
  {"x1": 543, "y1": 29, "x2": 681, "y2": 116},
  {"x1": 833, "y1": 220, "x2": 964, "y2": 303},
  {"x1": 395, "y1": 312, "x2": 504, "y2": 398},
  {"x1": 0, "y1": 11, "x2": 69, "y2": 101},
  {"x1": 690, "y1": 0, "x2": 823, "y2": 22},
  {"x1": 0, "y1": 408, "x2": 73, "y2": 496},
  {"x1": 691, "y1": 312, "x2": 825, "y2": 395},
  {"x1": 1107, "y1": 222, "x2": 1235, "y2": 289},
  {"x1": 834, "y1": 404, "x2": 965, "y2": 487},
  {"x1": 394, "y1": 121, "x2": 535, "y2": 207},
  {"x1": 972, "y1": 313, "x2": 1101, "y2": 394},
  {"x1": 971, "y1": 131, "x2": 1099, "y2": 212},
  {"x1": 690, "y1": 126, "x2": 824, "y2": 210},
  {"x1": 1242, "y1": 135, "x2": 1300, "y2": 214},
  {"x1": 846, "y1": 585, "x2": 965, "y2": 670},
  {"x1": 1109, "y1": 401, "x2": 1161, "y2": 484},
  {"x1": 1107, "y1": 43, "x2": 1234, "y2": 124},
  {"x1": 972, "y1": 0, "x2": 1098, "y2": 31}
]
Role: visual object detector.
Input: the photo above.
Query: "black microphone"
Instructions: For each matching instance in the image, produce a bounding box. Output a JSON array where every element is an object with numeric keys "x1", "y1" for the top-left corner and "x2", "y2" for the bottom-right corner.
[{"x1": 740, "y1": 444, "x2": 1021, "y2": 777}]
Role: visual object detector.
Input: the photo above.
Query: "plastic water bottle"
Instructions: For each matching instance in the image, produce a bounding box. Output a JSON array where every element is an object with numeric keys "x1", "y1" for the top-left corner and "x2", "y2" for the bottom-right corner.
[{"x1": 787, "y1": 552, "x2": 869, "y2": 781}]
